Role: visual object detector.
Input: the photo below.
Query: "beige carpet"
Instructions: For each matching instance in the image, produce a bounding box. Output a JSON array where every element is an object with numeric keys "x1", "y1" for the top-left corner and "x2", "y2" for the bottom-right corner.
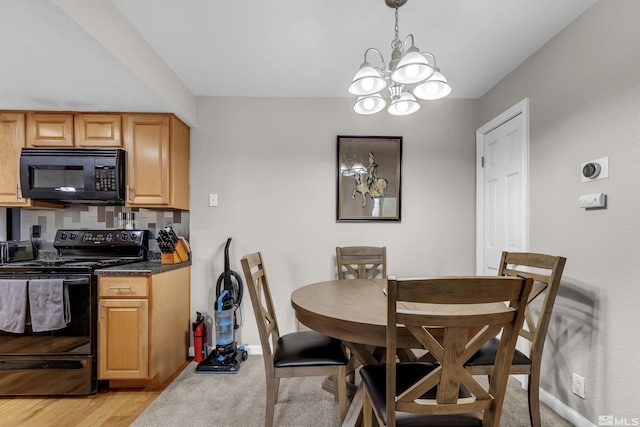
[{"x1": 131, "y1": 355, "x2": 573, "y2": 427}]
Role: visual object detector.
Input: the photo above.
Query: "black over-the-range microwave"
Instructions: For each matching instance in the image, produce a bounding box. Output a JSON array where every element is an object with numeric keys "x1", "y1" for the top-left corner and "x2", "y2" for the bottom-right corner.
[{"x1": 19, "y1": 148, "x2": 126, "y2": 204}]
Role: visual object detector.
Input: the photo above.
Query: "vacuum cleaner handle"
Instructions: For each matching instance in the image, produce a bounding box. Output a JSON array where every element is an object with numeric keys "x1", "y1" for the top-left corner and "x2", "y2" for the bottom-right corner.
[{"x1": 224, "y1": 237, "x2": 232, "y2": 290}]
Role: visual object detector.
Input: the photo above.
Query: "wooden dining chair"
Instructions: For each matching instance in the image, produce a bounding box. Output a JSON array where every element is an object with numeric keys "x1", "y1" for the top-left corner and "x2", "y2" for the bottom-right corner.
[
  {"x1": 336, "y1": 246, "x2": 387, "y2": 280},
  {"x1": 336, "y1": 245, "x2": 387, "y2": 383},
  {"x1": 360, "y1": 275, "x2": 533, "y2": 427},
  {"x1": 465, "y1": 252, "x2": 567, "y2": 427},
  {"x1": 240, "y1": 252, "x2": 348, "y2": 427}
]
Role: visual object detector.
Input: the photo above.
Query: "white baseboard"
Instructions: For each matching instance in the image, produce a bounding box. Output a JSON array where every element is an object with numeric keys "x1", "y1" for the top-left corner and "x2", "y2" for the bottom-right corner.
[
  {"x1": 512, "y1": 377, "x2": 595, "y2": 427},
  {"x1": 244, "y1": 345, "x2": 262, "y2": 355},
  {"x1": 539, "y1": 387, "x2": 595, "y2": 427}
]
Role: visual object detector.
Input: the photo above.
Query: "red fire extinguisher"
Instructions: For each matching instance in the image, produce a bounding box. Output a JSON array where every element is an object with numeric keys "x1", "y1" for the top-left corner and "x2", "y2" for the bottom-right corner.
[{"x1": 192, "y1": 312, "x2": 209, "y2": 362}]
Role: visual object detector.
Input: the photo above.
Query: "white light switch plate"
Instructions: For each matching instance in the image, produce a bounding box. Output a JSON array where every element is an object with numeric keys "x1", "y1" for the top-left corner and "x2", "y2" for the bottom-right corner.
[{"x1": 209, "y1": 193, "x2": 218, "y2": 207}]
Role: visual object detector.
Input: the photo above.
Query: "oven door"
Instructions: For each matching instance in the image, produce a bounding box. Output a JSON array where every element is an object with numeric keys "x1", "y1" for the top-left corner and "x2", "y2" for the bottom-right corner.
[{"x1": 0, "y1": 274, "x2": 97, "y2": 395}]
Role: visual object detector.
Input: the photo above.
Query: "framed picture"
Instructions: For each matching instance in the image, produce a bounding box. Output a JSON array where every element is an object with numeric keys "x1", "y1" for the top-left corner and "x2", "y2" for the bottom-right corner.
[{"x1": 337, "y1": 135, "x2": 402, "y2": 222}]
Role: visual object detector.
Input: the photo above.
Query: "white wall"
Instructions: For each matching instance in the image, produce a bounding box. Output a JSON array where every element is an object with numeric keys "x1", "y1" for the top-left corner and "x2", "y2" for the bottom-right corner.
[
  {"x1": 478, "y1": 0, "x2": 640, "y2": 420},
  {"x1": 189, "y1": 96, "x2": 478, "y2": 347}
]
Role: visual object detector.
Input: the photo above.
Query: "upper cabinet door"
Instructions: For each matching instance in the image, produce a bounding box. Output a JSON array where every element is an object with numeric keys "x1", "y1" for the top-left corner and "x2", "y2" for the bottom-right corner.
[
  {"x1": 123, "y1": 114, "x2": 171, "y2": 206},
  {"x1": 0, "y1": 113, "x2": 27, "y2": 204},
  {"x1": 0, "y1": 113, "x2": 61, "y2": 208},
  {"x1": 26, "y1": 113, "x2": 74, "y2": 147},
  {"x1": 75, "y1": 114, "x2": 122, "y2": 147}
]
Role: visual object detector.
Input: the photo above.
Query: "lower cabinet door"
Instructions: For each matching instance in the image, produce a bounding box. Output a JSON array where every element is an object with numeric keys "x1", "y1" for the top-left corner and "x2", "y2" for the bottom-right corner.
[{"x1": 98, "y1": 299, "x2": 149, "y2": 379}]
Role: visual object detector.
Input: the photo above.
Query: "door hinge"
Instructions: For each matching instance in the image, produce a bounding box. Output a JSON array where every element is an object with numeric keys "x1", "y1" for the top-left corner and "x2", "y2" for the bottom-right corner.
[{"x1": 481, "y1": 156, "x2": 484, "y2": 167}]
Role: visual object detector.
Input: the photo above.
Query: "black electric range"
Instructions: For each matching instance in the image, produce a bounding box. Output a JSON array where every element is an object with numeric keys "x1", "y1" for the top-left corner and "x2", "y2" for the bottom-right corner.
[{"x1": 0, "y1": 229, "x2": 148, "y2": 396}]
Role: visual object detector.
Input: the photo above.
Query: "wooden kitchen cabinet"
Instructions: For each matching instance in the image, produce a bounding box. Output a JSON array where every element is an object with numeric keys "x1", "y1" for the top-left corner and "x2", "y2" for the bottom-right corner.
[
  {"x1": 98, "y1": 275, "x2": 149, "y2": 380},
  {"x1": 1, "y1": 110, "x2": 189, "y2": 209},
  {"x1": 26, "y1": 113, "x2": 74, "y2": 147},
  {"x1": 74, "y1": 114, "x2": 122, "y2": 147},
  {"x1": 99, "y1": 297, "x2": 149, "y2": 379},
  {"x1": 98, "y1": 266, "x2": 191, "y2": 387},
  {"x1": 123, "y1": 114, "x2": 190, "y2": 210},
  {"x1": 26, "y1": 112, "x2": 122, "y2": 147},
  {"x1": 0, "y1": 112, "x2": 61, "y2": 208}
]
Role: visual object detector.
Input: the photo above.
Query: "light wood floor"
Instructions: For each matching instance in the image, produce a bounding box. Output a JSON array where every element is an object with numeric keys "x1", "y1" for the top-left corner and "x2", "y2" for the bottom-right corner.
[{"x1": 0, "y1": 360, "x2": 190, "y2": 427}]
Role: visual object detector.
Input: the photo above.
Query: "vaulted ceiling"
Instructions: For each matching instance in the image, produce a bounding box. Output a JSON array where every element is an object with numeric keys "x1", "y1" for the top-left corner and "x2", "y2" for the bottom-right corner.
[{"x1": 0, "y1": 0, "x2": 597, "y2": 125}]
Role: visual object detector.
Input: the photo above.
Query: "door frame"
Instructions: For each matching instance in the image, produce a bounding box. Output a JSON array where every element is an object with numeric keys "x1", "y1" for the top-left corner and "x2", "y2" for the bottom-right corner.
[{"x1": 475, "y1": 98, "x2": 530, "y2": 274}]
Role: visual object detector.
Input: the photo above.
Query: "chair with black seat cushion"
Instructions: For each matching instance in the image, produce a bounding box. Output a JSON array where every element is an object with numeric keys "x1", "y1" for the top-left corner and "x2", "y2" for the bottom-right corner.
[
  {"x1": 360, "y1": 275, "x2": 533, "y2": 427},
  {"x1": 336, "y1": 246, "x2": 386, "y2": 280},
  {"x1": 465, "y1": 252, "x2": 566, "y2": 427},
  {"x1": 240, "y1": 252, "x2": 348, "y2": 427},
  {"x1": 336, "y1": 246, "x2": 388, "y2": 382}
]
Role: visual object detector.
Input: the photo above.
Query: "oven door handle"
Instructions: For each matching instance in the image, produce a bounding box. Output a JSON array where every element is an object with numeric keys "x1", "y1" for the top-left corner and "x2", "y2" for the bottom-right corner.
[{"x1": 63, "y1": 278, "x2": 91, "y2": 286}]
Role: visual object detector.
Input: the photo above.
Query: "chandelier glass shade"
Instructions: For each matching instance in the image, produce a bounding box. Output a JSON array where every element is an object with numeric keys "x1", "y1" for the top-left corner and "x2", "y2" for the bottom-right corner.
[{"x1": 348, "y1": 0, "x2": 451, "y2": 116}]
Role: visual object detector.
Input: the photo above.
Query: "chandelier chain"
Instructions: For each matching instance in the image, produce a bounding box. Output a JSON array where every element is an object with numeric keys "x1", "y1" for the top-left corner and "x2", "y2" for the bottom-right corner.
[{"x1": 391, "y1": 2, "x2": 402, "y2": 52}]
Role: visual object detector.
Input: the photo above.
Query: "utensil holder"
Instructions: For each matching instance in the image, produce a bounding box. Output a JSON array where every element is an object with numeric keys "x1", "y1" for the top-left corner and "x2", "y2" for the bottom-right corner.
[{"x1": 161, "y1": 238, "x2": 190, "y2": 265}]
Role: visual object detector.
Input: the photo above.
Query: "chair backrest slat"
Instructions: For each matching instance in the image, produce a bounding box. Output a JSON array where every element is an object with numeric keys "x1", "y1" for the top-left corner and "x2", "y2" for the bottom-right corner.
[
  {"x1": 241, "y1": 252, "x2": 280, "y2": 361},
  {"x1": 385, "y1": 275, "x2": 533, "y2": 426},
  {"x1": 336, "y1": 246, "x2": 386, "y2": 279},
  {"x1": 498, "y1": 252, "x2": 566, "y2": 357}
]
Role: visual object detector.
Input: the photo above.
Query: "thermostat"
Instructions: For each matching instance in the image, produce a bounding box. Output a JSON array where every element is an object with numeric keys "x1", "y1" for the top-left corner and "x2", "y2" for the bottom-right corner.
[
  {"x1": 582, "y1": 162, "x2": 601, "y2": 179},
  {"x1": 581, "y1": 157, "x2": 608, "y2": 182}
]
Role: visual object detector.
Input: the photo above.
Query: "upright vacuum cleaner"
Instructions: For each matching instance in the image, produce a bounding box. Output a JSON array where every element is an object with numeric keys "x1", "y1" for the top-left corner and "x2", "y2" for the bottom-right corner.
[{"x1": 196, "y1": 237, "x2": 248, "y2": 373}]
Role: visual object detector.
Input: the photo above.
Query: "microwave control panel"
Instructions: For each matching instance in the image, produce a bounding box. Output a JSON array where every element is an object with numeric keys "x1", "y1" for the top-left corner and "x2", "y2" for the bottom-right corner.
[{"x1": 95, "y1": 167, "x2": 117, "y2": 191}]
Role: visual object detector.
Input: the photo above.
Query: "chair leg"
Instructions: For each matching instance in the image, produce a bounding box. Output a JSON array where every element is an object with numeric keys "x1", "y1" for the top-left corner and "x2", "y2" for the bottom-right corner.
[
  {"x1": 528, "y1": 372, "x2": 541, "y2": 427},
  {"x1": 346, "y1": 347, "x2": 356, "y2": 384},
  {"x1": 363, "y1": 387, "x2": 373, "y2": 427},
  {"x1": 337, "y1": 366, "x2": 348, "y2": 422},
  {"x1": 265, "y1": 377, "x2": 278, "y2": 427},
  {"x1": 274, "y1": 377, "x2": 280, "y2": 401}
]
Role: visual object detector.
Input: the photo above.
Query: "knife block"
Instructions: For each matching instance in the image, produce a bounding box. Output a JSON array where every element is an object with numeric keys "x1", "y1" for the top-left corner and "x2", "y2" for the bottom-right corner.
[{"x1": 161, "y1": 238, "x2": 190, "y2": 265}]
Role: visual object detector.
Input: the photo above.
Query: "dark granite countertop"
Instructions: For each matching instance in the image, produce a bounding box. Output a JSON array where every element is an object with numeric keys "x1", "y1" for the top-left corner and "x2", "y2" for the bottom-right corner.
[{"x1": 94, "y1": 259, "x2": 191, "y2": 276}]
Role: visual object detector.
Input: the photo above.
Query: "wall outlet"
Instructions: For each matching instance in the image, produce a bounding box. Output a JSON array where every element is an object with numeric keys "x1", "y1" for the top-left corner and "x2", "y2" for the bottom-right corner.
[
  {"x1": 572, "y1": 372, "x2": 585, "y2": 399},
  {"x1": 209, "y1": 193, "x2": 218, "y2": 207}
]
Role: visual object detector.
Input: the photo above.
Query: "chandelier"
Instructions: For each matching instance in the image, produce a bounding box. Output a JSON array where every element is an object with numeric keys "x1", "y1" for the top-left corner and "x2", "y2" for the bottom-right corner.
[{"x1": 348, "y1": 0, "x2": 452, "y2": 116}]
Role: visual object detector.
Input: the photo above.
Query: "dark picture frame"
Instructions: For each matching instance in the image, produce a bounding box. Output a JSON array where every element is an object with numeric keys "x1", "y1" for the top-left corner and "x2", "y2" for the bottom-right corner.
[{"x1": 336, "y1": 135, "x2": 402, "y2": 222}]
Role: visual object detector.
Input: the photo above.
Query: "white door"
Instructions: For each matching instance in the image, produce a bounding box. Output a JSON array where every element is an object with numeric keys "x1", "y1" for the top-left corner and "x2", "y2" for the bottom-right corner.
[{"x1": 476, "y1": 99, "x2": 529, "y2": 275}]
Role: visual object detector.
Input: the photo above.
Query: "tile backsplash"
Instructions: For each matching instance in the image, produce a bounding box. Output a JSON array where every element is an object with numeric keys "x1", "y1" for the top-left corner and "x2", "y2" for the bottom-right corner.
[{"x1": 19, "y1": 205, "x2": 189, "y2": 253}]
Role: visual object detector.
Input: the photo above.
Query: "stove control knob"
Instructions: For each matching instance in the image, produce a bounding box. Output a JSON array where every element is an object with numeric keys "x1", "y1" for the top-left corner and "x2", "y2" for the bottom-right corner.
[
  {"x1": 130, "y1": 233, "x2": 138, "y2": 241},
  {"x1": 70, "y1": 233, "x2": 77, "y2": 240},
  {"x1": 60, "y1": 233, "x2": 68, "y2": 240},
  {"x1": 121, "y1": 233, "x2": 128, "y2": 241},
  {"x1": 106, "y1": 233, "x2": 113, "y2": 242}
]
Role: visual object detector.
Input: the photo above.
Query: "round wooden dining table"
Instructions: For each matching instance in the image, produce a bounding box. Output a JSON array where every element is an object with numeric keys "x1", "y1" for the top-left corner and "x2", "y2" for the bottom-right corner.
[
  {"x1": 291, "y1": 278, "x2": 500, "y2": 359},
  {"x1": 290, "y1": 278, "x2": 506, "y2": 427},
  {"x1": 291, "y1": 278, "x2": 408, "y2": 362}
]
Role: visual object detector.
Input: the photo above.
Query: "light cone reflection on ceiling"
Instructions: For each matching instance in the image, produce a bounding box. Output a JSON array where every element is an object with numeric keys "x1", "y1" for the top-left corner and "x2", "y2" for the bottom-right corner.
[{"x1": 348, "y1": 0, "x2": 451, "y2": 116}]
